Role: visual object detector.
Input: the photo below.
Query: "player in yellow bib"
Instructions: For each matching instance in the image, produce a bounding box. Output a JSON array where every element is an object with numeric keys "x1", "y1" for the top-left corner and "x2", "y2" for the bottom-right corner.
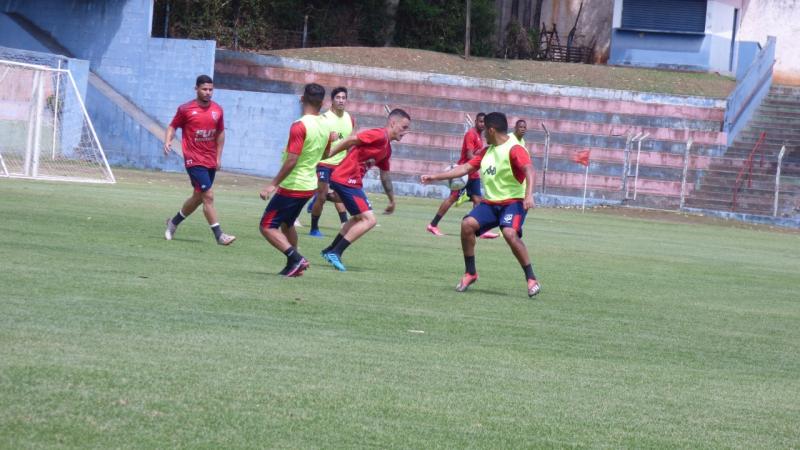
[
  {"x1": 308, "y1": 87, "x2": 355, "y2": 237},
  {"x1": 513, "y1": 119, "x2": 527, "y2": 147},
  {"x1": 258, "y1": 83, "x2": 331, "y2": 277},
  {"x1": 421, "y1": 112, "x2": 541, "y2": 297}
]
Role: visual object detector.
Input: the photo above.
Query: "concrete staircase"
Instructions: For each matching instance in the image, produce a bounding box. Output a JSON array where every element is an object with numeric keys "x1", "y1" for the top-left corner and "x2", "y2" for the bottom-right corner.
[
  {"x1": 214, "y1": 49, "x2": 728, "y2": 207},
  {"x1": 685, "y1": 85, "x2": 800, "y2": 216}
]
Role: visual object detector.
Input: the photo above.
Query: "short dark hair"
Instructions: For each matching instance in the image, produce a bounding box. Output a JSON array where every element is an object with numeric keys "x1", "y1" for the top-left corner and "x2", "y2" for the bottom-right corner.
[
  {"x1": 476, "y1": 112, "x2": 486, "y2": 120},
  {"x1": 331, "y1": 86, "x2": 348, "y2": 99},
  {"x1": 484, "y1": 112, "x2": 508, "y2": 133},
  {"x1": 515, "y1": 119, "x2": 527, "y2": 126},
  {"x1": 388, "y1": 108, "x2": 410, "y2": 121},
  {"x1": 302, "y1": 83, "x2": 326, "y2": 107},
  {"x1": 195, "y1": 74, "x2": 213, "y2": 86}
]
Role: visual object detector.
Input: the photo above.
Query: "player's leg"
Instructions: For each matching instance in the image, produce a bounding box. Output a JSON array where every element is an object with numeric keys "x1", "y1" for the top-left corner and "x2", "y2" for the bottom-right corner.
[
  {"x1": 427, "y1": 190, "x2": 459, "y2": 236},
  {"x1": 309, "y1": 166, "x2": 332, "y2": 237},
  {"x1": 498, "y1": 203, "x2": 540, "y2": 297},
  {"x1": 456, "y1": 202, "x2": 499, "y2": 292},
  {"x1": 260, "y1": 194, "x2": 310, "y2": 276},
  {"x1": 467, "y1": 179, "x2": 498, "y2": 239},
  {"x1": 321, "y1": 182, "x2": 374, "y2": 271},
  {"x1": 193, "y1": 169, "x2": 234, "y2": 245}
]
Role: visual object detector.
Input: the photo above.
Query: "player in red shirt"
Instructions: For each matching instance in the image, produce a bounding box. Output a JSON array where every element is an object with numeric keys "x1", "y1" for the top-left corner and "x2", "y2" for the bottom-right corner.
[
  {"x1": 426, "y1": 113, "x2": 498, "y2": 239},
  {"x1": 319, "y1": 109, "x2": 412, "y2": 272},
  {"x1": 421, "y1": 112, "x2": 540, "y2": 297},
  {"x1": 163, "y1": 75, "x2": 234, "y2": 246}
]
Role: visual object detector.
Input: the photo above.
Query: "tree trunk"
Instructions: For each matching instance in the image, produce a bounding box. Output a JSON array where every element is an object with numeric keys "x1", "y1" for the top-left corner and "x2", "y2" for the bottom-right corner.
[{"x1": 383, "y1": 0, "x2": 400, "y2": 46}]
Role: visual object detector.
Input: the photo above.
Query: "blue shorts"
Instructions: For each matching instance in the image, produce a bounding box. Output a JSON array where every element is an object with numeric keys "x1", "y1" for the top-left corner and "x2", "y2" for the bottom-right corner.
[
  {"x1": 450, "y1": 178, "x2": 482, "y2": 199},
  {"x1": 260, "y1": 193, "x2": 312, "y2": 229},
  {"x1": 316, "y1": 165, "x2": 334, "y2": 183},
  {"x1": 466, "y1": 201, "x2": 527, "y2": 237},
  {"x1": 330, "y1": 181, "x2": 372, "y2": 216},
  {"x1": 187, "y1": 166, "x2": 216, "y2": 192}
]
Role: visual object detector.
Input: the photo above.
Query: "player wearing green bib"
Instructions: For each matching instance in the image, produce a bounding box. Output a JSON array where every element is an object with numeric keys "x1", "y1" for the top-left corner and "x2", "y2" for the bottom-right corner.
[
  {"x1": 513, "y1": 119, "x2": 527, "y2": 148},
  {"x1": 421, "y1": 112, "x2": 541, "y2": 297},
  {"x1": 309, "y1": 87, "x2": 355, "y2": 237},
  {"x1": 259, "y1": 83, "x2": 331, "y2": 277}
]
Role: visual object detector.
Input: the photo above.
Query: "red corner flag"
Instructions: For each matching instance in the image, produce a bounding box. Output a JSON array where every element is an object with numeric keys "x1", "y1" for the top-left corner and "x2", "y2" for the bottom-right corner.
[{"x1": 572, "y1": 150, "x2": 591, "y2": 167}]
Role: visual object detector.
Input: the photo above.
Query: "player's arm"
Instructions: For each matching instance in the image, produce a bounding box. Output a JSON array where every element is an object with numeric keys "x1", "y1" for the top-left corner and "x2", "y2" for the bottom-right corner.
[
  {"x1": 420, "y1": 163, "x2": 476, "y2": 184},
  {"x1": 510, "y1": 144, "x2": 536, "y2": 210},
  {"x1": 523, "y1": 164, "x2": 536, "y2": 210},
  {"x1": 379, "y1": 169, "x2": 396, "y2": 214},
  {"x1": 260, "y1": 122, "x2": 304, "y2": 200},
  {"x1": 163, "y1": 126, "x2": 176, "y2": 155},
  {"x1": 324, "y1": 134, "x2": 360, "y2": 160},
  {"x1": 215, "y1": 130, "x2": 226, "y2": 169}
]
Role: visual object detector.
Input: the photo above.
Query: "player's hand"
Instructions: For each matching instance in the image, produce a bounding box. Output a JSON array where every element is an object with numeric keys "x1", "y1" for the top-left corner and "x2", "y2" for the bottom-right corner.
[
  {"x1": 383, "y1": 201, "x2": 396, "y2": 215},
  {"x1": 163, "y1": 142, "x2": 172, "y2": 156},
  {"x1": 420, "y1": 174, "x2": 433, "y2": 184},
  {"x1": 524, "y1": 195, "x2": 535, "y2": 210},
  {"x1": 216, "y1": 159, "x2": 222, "y2": 170},
  {"x1": 259, "y1": 185, "x2": 276, "y2": 200},
  {"x1": 329, "y1": 131, "x2": 338, "y2": 142}
]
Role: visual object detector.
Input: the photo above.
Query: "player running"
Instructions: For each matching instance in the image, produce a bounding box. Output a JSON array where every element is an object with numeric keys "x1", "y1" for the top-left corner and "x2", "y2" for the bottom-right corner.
[
  {"x1": 163, "y1": 74, "x2": 235, "y2": 246},
  {"x1": 421, "y1": 112, "x2": 541, "y2": 297},
  {"x1": 258, "y1": 83, "x2": 331, "y2": 277},
  {"x1": 308, "y1": 87, "x2": 355, "y2": 237},
  {"x1": 426, "y1": 112, "x2": 498, "y2": 239},
  {"x1": 320, "y1": 109, "x2": 411, "y2": 272}
]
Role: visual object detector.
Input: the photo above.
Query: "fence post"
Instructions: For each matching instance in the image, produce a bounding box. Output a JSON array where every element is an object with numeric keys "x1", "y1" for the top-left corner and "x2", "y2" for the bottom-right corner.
[
  {"x1": 302, "y1": 15, "x2": 308, "y2": 48},
  {"x1": 622, "y1": 132, "x2": 640, "y2": 199},
  {"x1": 773, "y1": 145, "x2": 787, "y2": 217},
  {"x1": 541, "y1": 122, "x2": 550, "y2": 194},
  {"x1": 633, "y1": 133, "x2": 649, "y2": 201},
  {"x1": 679, "y1": 138, "x2": 693, "y2": 210}
]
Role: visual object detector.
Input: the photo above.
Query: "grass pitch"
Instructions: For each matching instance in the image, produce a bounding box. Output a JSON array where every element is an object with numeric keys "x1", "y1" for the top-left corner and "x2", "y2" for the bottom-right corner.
[{"x1": 1, "y1": 169, "x2": 798, "y2": 448}]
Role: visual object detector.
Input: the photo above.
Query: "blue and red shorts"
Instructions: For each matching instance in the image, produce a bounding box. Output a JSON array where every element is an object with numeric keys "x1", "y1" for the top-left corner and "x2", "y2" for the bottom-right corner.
[
  {"x1": 316, "y1": 165, "x2": 335, "y2": 183},
  {"x1": 260, "y1": 192, "x2": 313, "y2": 229},
  {"x1": 449, "y1": 178, "x2": 482, "y2": 200},
  {"x1": 329, "y1": 181, "x2": 372, "y2": 216},
  {"x1": 187, "y1": 166, "x2": 216, "y2": 193},
  {"x1": 466, "y1": 201, "x2": 527, "y2": 237}
]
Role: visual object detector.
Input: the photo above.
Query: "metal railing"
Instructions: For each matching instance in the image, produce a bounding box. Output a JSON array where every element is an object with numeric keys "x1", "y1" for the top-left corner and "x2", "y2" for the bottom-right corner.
[{"x1": 732, "y1": 131, "x2": 766, "y2": 211}]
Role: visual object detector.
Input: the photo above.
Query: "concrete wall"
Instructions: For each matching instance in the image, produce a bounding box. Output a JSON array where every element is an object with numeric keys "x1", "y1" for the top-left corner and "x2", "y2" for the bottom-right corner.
[
  {"x1": 738, "y1": 0, "x2": 800, "y2": 85},
  {"x1": 2, "y1": 0, "x2": 215, "y2": 129},
  {"x1": 609, "y1": 0, "x2": 739, "y2": 74}
]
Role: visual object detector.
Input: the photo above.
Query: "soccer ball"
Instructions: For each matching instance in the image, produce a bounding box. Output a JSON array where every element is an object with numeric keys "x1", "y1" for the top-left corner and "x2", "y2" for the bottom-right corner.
[{"x1": 446, "y1": 164, "x2": 467, "y2": 190}]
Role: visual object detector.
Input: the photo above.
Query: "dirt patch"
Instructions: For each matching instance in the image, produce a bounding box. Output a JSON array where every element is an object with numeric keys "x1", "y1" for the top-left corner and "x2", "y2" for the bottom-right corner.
[{"x1": 266, "y1": 47, "x2": 736, "y2": 99}]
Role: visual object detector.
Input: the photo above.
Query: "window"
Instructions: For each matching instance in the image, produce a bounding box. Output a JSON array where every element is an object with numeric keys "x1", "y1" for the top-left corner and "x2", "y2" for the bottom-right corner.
[{"x1": 621, "y1": 0, "x2": 707, "y2": 34}]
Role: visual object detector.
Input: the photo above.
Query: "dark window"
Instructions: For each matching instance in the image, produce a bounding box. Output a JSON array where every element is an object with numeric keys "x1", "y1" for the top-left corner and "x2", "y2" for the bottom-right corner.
[{"x1": 621, "y1": 0, "x2": 707, "y2": 34}]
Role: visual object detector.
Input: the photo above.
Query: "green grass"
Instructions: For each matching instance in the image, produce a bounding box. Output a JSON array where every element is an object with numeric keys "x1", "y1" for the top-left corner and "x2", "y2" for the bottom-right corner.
[{"x1": 1, "y1": 169, "x2": 798, "y2": 448}]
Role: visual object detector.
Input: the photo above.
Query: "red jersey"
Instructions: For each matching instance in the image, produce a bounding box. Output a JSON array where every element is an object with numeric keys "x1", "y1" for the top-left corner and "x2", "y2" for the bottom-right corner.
[
  {"x1": 330, "y1": 128, "x2": 391, "y2": 188},
  {"x1": 170, "y1": 100, "x2": 224, "y2": 169},
  {"x1": 460, "y1": 127, "x2": 484, "y2": 179}
]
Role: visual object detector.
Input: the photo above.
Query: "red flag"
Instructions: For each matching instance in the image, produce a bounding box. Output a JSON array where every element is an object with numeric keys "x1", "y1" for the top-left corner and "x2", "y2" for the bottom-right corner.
[{"x1": 572, "y1": 150, "x2": 590, "y2": 167}]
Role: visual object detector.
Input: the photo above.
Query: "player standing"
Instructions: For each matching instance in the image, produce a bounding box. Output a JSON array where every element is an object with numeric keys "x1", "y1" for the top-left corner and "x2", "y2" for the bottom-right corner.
[
  {"x1": 308, "y1": 87, "x2": 355, "y2": 237},
  {"x1": 258, "y1": 83, "x2": 330, "y2": 277},
  {"x1": 421, "y1": 112, "x2": 541, "y2": 297},
  {"x1": 320, "y1": 109, "x2": 411, "y2": 272},
  {"x1": 163, "y1": 74, "x2": 235, "y2": 245},
  {"x1": 513, "y1": 119, "x2": 527, "y2": 146},
  {"x1": 426, "y1": 112, "x2": 497, "y2": 239}
]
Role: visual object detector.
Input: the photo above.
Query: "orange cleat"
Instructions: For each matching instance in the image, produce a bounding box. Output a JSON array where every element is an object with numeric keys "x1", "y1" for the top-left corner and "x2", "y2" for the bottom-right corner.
[{"x1": 455, "y1": 272, "x2": 479, "y2": 292}]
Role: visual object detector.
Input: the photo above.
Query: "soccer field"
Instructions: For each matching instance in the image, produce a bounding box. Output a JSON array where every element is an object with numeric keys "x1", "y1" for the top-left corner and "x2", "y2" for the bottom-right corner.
[{"x1": 1, "y1": 169, "x2": 798, "y2": 448}]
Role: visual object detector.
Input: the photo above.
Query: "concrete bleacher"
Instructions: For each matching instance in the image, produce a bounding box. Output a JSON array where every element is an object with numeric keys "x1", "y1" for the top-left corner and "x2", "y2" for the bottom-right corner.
[{"x1": 215, "y1": 49, "x2": 729, "y2": 207}]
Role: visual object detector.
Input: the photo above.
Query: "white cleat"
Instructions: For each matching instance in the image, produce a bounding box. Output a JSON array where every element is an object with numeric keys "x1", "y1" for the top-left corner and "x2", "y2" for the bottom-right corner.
[
  {"x1": 217, "y1": 233, "x2": 236, "y2": 246},
  {"x1": 164, "y1": 218, "x2": 177, "y2": 240}
]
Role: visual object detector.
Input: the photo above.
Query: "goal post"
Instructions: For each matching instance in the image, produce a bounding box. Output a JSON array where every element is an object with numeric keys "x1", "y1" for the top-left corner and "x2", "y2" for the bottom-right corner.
[{"x1": 0, "y1": 59, "x2": 115, "y2": 184}]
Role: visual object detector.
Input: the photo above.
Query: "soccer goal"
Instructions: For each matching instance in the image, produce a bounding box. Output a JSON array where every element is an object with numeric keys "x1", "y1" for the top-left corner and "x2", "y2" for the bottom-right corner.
[{"x1": 0, "y1": 59, "x2": 114, "y2": 183}]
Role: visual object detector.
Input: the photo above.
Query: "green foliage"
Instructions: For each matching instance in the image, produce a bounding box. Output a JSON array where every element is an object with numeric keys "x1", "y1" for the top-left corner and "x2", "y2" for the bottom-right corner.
[
  {"x1": 152, "y1": 0, "x2": 494, "y2": 55},
  {"x1": 1, "y1": 170, "x2": 799, "y2": 447},
  {"x1": 394, "y1": 0, "x2": 496, "y2": 57}
]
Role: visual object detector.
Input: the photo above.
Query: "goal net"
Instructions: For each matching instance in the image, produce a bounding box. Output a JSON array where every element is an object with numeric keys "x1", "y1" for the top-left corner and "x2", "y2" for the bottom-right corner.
[{"x1": 0, "y1": 59, "x2": 114, "y2": 183}]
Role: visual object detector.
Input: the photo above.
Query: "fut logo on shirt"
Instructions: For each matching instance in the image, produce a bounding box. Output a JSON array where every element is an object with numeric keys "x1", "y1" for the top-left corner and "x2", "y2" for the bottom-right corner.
[
  {"x1": 483, "y1": 165, "x2": 497, "y2": 176},
  {"x1": 195, "y1": 129, "x2": 216, "y2": 142}
]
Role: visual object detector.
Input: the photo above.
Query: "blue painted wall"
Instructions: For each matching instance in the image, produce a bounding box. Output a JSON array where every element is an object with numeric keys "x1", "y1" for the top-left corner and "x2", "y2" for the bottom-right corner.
[
  {"x1": 2, "y1": 0, "x2": 215, "y2": 130},
  {"x1": 609, "y1": 30, "x2": 713, "y2": 71}
]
